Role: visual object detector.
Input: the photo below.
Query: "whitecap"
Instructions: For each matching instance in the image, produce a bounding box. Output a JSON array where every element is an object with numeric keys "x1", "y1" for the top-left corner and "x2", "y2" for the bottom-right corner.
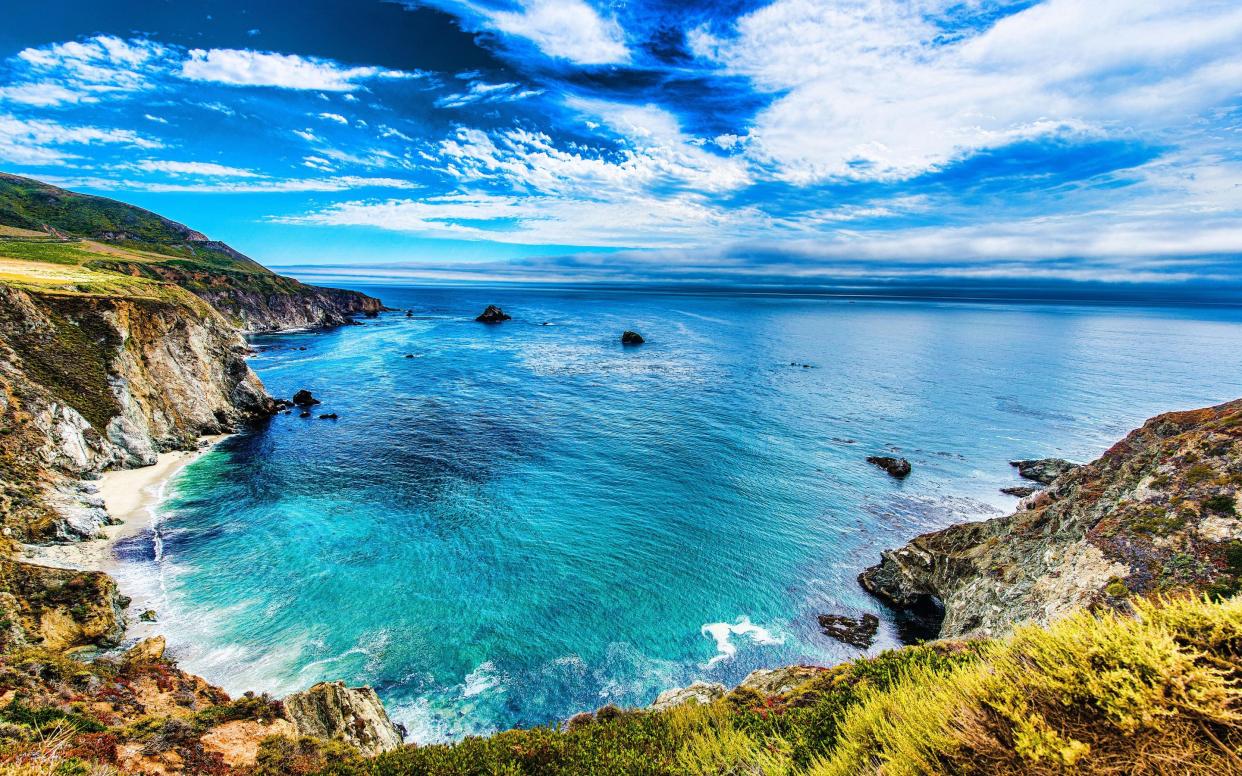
[
  {"x1": 462, "y1": 661, "x2": 504, "y2": 698},
  {"x1": 700, "y1": 616, "x2": 784, "y2": 668}
]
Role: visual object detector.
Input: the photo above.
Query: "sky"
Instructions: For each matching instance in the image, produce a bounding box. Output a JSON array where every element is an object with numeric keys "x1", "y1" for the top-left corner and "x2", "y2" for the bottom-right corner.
[{"x1": 2, "y1": 0, "x2": 1241, "y2": 294}]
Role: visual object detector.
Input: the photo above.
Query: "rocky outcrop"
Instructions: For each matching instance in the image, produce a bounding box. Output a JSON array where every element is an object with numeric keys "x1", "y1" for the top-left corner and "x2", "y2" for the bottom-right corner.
[
  {"x1": 866, "y1": 456, "x2": 911, "y2": 478},
  {"x1": 475, "y1": 305, "x2": 511, "y2": 323},
  {"x1": 621, "y1": 330, "x2": 645, "y2": 345},
  {"x1": 649, "y1": 681, "x2": 726, "y2": 711},
  {"x1": 861, "y1": 399, "x2": 1242, "y2": 639},
  {"x1": 0, "y1": 558, "x2": 126, "y2": 651},
  {"x1": 1010, "y1": 457, "x2": 1077, "y2": 484},
  {"x1": 0, "y1": 285, "x2": 273, "y2": 541},
  {"x1": 283, "y1": 681, "x2": 404, "y2": 755}
]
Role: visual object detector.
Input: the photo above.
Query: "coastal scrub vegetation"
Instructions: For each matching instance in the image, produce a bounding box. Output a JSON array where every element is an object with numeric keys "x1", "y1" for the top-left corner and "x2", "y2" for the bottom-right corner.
[{"x1": 264, "y1": 594, "x2": 1238, "y2": 776}]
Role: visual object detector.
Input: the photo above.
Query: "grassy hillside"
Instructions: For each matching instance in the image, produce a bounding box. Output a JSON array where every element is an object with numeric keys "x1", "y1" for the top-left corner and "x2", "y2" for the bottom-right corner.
[{"x1": 0, "y1": 173, "x2": 380, "y2": 329}]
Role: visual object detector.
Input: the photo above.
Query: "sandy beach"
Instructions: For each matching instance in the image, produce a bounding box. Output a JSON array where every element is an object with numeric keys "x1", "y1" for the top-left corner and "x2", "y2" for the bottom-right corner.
[{"x1": 20, "y1": 435, "x2": 231, "y2": 572}]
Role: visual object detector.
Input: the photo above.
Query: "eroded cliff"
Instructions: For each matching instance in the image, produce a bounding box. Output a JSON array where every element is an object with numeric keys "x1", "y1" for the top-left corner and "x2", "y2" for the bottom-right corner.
[{"x1": 860, "y1": 398, "x2": 1242, "y2": 638}]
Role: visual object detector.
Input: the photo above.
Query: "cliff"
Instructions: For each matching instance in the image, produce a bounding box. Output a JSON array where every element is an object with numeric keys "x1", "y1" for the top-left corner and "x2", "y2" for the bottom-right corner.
[
  {"x1": 0, "y1": 283, "x2": 271, "y2": 542},
  {"x1": 860, "y1": 398, "x2": 1242, "y2": 639},
  {"x1": 0, "y1": 172, "x2": 382, "y2": 332}
]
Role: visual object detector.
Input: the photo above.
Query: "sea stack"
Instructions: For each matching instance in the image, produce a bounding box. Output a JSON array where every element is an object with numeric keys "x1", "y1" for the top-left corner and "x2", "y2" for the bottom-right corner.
[
  {"x1": 867, "y1": 456, "x2": 912, "y2": 478},
  {"x1": 621, "y1": 330, "x2": 645, "y2": 345},
  {"x1": 476, "y1": 305, "x2": 511, "y2": 323},
  {"x1": 292, "y1": 389, "x2": 320, "y2": 406}
]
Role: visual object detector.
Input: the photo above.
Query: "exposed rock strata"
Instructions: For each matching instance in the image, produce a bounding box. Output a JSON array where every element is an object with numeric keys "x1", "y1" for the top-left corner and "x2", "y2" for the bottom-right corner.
[
  {"x1": 283, "y1": 680, "x2": 404, "y2": 755},
  {"x1": 861, "y1": 399, "x2": 1242, "y2": 639},
  {"x1": 0, "y1": 285, "x2": 272, "y2": 541}
]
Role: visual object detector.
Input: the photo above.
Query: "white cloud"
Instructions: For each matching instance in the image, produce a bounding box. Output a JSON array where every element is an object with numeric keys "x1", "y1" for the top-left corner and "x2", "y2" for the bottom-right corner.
[
  {"x1": 693, "y1": 0, "x2": 1242, "y2": 183},
  {"x1": 293, "y1": 129, "x2": 321, "y2": 142},
  {"x1": 143, "y1": 113, "x2": 169, "y2": 124},
  {"x1": 317, "y1": 112, "x2": 350, "y2": 124},
  {"x1": 180, "y1": 48, "x2": 416, "y2": 91},
  {"x1": 41, "y1": 174, "x2": 419, "y2": 194},
  {"x1": 1, "y1": 35, "x2": 168, "y2": 106},
  {"x1": 0, "y1": 114, "x2": 160, "y2": 164},
  {"x1": 130, "y1": 160, "x2": 260, "y2": 177},
  {"x1": 460, "y1": 0, "x2": 629, "y2": 65}
]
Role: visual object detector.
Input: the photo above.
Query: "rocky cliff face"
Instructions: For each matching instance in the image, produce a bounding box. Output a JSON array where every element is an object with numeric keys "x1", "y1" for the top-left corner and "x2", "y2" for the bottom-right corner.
[
  {"x1": 92, "y1": 259, "x2": 383, "y2": 333},
  {"x1": 283, "y1": 680, "x2": 405, "y2": 755},
  {"x1": 0, "y1": 557, "x2": 126, "y2": 651},
  {"x1": 0, "y1": 284, "x2": 273, "y2": 541},
  {"x1": 860, "y1": 398, "x2": 1242, "y2": 639}
]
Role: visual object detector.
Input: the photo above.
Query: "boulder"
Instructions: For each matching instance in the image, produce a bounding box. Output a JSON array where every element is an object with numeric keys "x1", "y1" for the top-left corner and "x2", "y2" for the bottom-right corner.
[
  {"x1": 866, "y1": 456, "x2": 911, "y2": 479},
  {"x1": 1009, "y1": 458, "x2": 1077, "y2": 484},
  {"x1": 124, "y1": 636, "x2": 166, "y2": 663},
  {"x1": 621, "y1": 330, "x2": 645, "y2": 345},
  {"x1": 649, "y1": 680, "x2": 726, "y2": 711},
  {"x1": 292, "y1": 390, "x2": 320, "y2": 406},
  {"x1": 817, "y1": 613, "x2": 880, "y2": 648},
  {"x1": 475, "y1": 305, "x2": 511, "y2": 323},
  {"x1": 1000, "y1": 485, "x2": 1039, "y2": 497},
  {"x1": 282, "y1": 681, "x2": 403, "y2": 755},
  {"x1": 139, "y1": 609, "x2": 158, "y2": 622},
  {"x1": 318, "y1": 413, "x2": 339, "y2": 420}
]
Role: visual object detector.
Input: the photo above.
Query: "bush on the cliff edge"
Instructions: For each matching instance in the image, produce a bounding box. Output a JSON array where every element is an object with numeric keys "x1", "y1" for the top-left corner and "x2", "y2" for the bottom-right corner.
[{"x1": 811, "y1": 594, "x2": 1242, "y2": 776}]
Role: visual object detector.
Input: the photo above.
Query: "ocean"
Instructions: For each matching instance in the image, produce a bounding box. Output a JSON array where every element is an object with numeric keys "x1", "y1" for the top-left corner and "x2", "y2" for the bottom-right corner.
[{"x1": 110, "y1": 286, "x2": 1242, "y2": 741}]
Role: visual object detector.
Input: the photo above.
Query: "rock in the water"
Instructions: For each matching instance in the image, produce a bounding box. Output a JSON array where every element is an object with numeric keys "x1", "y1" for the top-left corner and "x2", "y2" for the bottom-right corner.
[
  {"x1": 1000, "y1": 485, "x2": 1039, "y2": 497},
  {"x1": 867, "y1": 456, "x2": 911, "y2": 478},
  {"x1": 1009, "y1": 458, "x2": 1076, "y2": 484},
  {"x1": 817, "y1": 613, "x2": 880, "y2": 648},
  {"x1": 405, "y1": 310, "x2": 413, "y2": 318},
  {"x1": 621, "y1": 330, "x2": 645, "y2": 345},
  {"x1": 319, "y1": 413, "x2": 339, "y2": 420},
  {"x1": 299, "y1": 411, "x2": 311, "y2": 418},
  {"x1": 649, "y1": 680, "x2": 726, "y2": 711},
  {"x1": 403, "y1": 353, "x2": 415, "y2": 358},
  {"x1": 292, "y1": 389, "x2": 320, "y2": 406},
  {"x1": 282, "y1": 681, "x2": 403, "y2": 755},
  {"x1": 475, "y1": 305, "x2": 511, "y2": 323},
  {"x1": 139, "y1": 609, "x2": 157, "y2": 622}
]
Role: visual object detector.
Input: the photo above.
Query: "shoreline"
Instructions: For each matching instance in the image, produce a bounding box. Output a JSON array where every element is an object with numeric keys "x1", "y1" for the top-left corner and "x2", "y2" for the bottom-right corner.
[{"x1": 20, "y1": 434, "x2": 232, "y2": 573}]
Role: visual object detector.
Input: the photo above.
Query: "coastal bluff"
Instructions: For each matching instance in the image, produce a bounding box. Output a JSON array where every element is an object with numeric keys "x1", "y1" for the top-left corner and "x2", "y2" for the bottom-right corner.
[{"x1": 861, "y1": 398, "x2": 1242, "y2": 638}]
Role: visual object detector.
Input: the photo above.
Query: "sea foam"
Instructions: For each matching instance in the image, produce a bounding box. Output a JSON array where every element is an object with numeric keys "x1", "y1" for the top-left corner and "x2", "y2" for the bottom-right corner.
[{"x1": 700, "y1": 617, "x2": 784, "y2": 668}]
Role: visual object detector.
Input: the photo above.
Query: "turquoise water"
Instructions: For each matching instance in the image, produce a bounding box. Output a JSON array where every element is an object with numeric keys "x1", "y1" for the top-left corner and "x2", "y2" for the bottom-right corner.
[{"x1": 112, "y1": 288, "x2": 1242, "y2": 741}]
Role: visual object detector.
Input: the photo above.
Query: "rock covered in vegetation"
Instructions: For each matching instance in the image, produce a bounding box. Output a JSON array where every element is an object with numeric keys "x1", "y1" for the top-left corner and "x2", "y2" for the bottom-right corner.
[
  {"x1": 475, "y1": 305, "x2": 511, "y2": 323},
  {"x1": 282, "y1": 680, "x2": 404, "y2": 755},
  {"x1": 817, "y1": 612, "x2": 880, "y2": 648},
  {"x1": 649, "y1": 680, "x2": 727, "y2": 711},
  {"x1": 866, "y1": 456, "x2": 911, "y2": 478},
  {"x1": 1010, "y1": 457, "x2": 1078, "y2": 484},
  {"x1": 861, "y1": 398, "x2": 1242, "y2": 639},
  {"x1": 0, "y1": 558, "x2": 125, "y2": 651},
  {"x1": 621, "y1": 330, "x2": 645, "y2": 345}
]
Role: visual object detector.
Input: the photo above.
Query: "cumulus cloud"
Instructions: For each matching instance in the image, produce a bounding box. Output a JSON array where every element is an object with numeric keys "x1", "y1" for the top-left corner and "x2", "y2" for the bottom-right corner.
[
  {"x1": 0, "y1": 35, "x2": 168, "y2": 105},
  {"x1": 420, "y1": 0, "x2": 628, "y2": 65},
  {"x1": 693, "y1": 0, "x2": 1242, "y2": 183},
  {"x1": 181, "y1": 48, "x2": 417, "y2": 90}
]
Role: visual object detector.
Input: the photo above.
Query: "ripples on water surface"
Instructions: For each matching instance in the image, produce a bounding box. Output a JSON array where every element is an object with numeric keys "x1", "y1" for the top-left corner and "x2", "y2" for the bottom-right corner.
[{"x1": 111, "y1": 287, "x2": 1242, "y2": 741}]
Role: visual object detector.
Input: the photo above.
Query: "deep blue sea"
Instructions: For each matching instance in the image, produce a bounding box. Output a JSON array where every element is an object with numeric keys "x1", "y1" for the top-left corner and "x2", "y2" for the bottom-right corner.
[{"x1": 112, "y1": 287, "x2": 1242, "y2": 742}]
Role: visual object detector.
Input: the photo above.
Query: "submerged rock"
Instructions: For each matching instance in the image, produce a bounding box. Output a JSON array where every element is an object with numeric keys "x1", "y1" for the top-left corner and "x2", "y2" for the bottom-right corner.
[
  {"x1": 621, "y1": 330, "x2": 645, "y2": 345},
  {"x1": 1009, "y1": 457, "x2": 1077, "y2": 484},
  {"x1": 649, "y1": 681, "x2": 726, "y2": 711},
  {"x1": 292, "y1": 389, "x2": 320, "y2": 406},
  {"x1": 282, "y1": 681, "x2": 403, "y2": 755},
  {"x1": 867, "y1": 456, "x2": 911, "y2": 478},
  {"x1": 475, "y1": 305, "x2": 511, "y2": 323},
  {"x1": 817, "y1": 613, "x2": 880, "y2": 648}
]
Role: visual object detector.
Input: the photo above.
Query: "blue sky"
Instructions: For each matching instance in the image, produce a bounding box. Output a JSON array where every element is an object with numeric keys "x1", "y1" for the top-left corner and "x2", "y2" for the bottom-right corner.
[{"x1": 2, "y1": 0, "x2": 1241, "y2": 291}]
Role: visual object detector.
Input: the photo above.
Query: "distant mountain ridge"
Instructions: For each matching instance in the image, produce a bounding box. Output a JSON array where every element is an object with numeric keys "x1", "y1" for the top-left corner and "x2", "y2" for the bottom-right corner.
[{"x1": 0, "y1": 172, "x2": 381, "y2": 330}]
